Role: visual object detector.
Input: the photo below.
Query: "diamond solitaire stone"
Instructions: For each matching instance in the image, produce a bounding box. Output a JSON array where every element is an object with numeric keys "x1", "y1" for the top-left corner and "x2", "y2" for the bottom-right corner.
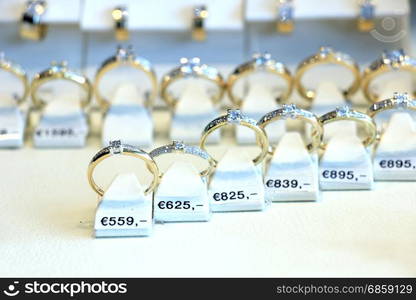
[
  {"x1": 253, "y1": 52, "x2": 272, "y2": 66},
  {"x1": 226, "y1": 109, "x2": 243, "y2": 124},
  {"x1": 281, "y1": 104, "x2": 298, "y2": 119},
  {"x1": 110, "y1": 140, "x2": 122, "y2": 154},
  {"x1": 336, "y1": 106, "x2": 352, "y2": 117},
  {"x1": 172, "y1": 140, "x2": 185, "y2": 150},
  {"x1": 393, "y1": 92, "x2": 409, "y2": 108},
  {"x1": 319, "y1": 46, "x2": 333, "y2": 57}
]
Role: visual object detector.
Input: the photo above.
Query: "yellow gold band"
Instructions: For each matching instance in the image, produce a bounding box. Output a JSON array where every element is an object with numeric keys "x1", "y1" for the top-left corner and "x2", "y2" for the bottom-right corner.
[{"x1": 0, "y1": 53, "x2": 29, "y2": 105}]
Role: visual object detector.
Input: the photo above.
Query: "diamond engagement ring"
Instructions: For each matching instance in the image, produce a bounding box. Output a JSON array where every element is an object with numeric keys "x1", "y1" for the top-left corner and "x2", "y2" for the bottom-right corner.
[
  {"x1": 200, "y1": 109, "x2": 269, "y2": 165},
  {"x1": 0, "y1": 53, "x2": 29, "y2": 105},
  {"x1": 87, "y1": 140, "x2": 160, "y2": 197},
  {"x1": 192, "y1": 5, "x2": 208, "y2": 41},
  {"x1": 150, "y1": 140, "x2": 216, "y2": 177},
  {"x1": 20, "y1": 0, "x2": 48, "y2": 41},
  {"x1": 31, "y1": 61, "x2": 92, "y2": 110},
  {"x1": 160, "y1": 57, "x2": 225, "y2": 109},
  {"x1": 227, "y1": 53, "x2": 293, "y2": 107},
  {"x1": 258, "y1": 104, "x2": 323, "y2": 153},
  {"x1": 362, "y1": 49, "x2": 416, "y2": 103},
  {"x1": 294, "y1": 46, "x2": 361, "y2": 103},
  {"x1": 318, "y1": 106, "x2": 377, "y2": 149},
  {"x1": 94, "y1": 45, "x2": 157, "y2": 111},
  {"x1": 112, "y1": 6, "x2": 129, "y2": 41}
]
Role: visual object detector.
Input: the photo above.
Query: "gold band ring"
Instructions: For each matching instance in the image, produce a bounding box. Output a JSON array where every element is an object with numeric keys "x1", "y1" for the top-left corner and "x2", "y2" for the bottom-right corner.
[
  {"x1": 94, "y1": 46, "x2": 157, "y2": 111},
  {"x1": 200, "y1": 109, "x2": 269, "y2": 165},
  {"x1": 112, "y1": 6, "x2": 129, "y2": 41},
  {"x1": 227, "y1": 53, "x2": 293, "y2": 107},
  {"x1": 295, "y1": 47, "x2": 360, "y2": 103},
  {"x1": 258, "y1": 104, "x2": 323, "y2": 153},
  {"x1": 31, "y1": 61, "x2": 92, "y2": 110},
  {"x1": 87, "y1": 140, "x2": 160, "y2": 197},
  {"x1": 20, "y1": 0, "x2": 48, "y2": 41},
  {"x1": 192, "y1": 5, "x2": 208, "y2": 41},
  {"x1": 0, "y1": 53, "x2": 29, "y2": 105}
]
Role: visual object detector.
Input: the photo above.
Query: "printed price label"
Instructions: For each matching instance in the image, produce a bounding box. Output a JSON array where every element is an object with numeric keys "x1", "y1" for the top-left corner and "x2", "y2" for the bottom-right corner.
[
  {"x1": 98, "y1": 216, "x2": 147, "y2": 229},
  {"x1": 35, "y1": 127, "x2": 79, "y2": 138},
  {"x1": 155, "y1": 200, "x2": 205, "y2": 211},
  {"x1": 319, "y1": 167, "x2": 372, "y2": 187},
  {"x1": 264, "y1": 178, "x2": 314, "y2": 192},
  {"x1": 208, "y1": 185, "x2": 264, "y2": 212},
  {"x1": 375, "y1": 158, "x2": 416, "y2": 170}
]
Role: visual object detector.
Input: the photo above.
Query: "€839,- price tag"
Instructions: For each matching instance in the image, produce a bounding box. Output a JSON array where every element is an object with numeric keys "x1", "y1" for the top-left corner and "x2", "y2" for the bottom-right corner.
[{"x1": 264, "y1": 178, "x2": 314, "y2": 193}]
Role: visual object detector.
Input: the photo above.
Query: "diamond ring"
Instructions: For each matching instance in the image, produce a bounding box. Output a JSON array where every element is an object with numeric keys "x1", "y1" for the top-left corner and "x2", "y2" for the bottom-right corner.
[
  {"x1": 20, "y1": 0, "x2": 48, "y2": 41},
  {"x1": 227, "y1": 52, "x2": 293, "y2": 107},
  {"x1": 160, "y1": 57, "x2": 225, "y2": 109},
  {"x1": 294, "y1": 46, "x2": 361, "y2": 104},
  {"x1": 87, "y1": 140, "x2": 160, "y2": 197},
  {"x1": 150, "y1": 140, "x2": 216, "y2": 177},
  {"x1": 258, "y1": 104, "x2": 323, "y2": 153},
  {"x1": 318, "y1": 106, "x2": 377, "y2": 149},
  {"x1": 200, "y1": 109, "x2": 269, "y2": 165},
  {"x1": 362, "y1": 49, "x2": 416, "y2": 103},
  {"x1": 0, "y1": 52, "x2": 29, "y2": 105}
]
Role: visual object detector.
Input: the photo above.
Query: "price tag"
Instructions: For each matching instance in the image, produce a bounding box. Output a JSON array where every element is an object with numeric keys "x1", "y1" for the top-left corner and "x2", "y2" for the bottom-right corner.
[
  {"x1": 208, "y1": 185, "x2": 265, "y2": 212},
  {"x1": 373, "y1": 157, "x2": 416, "y2": 181},
  {"x1": 0, "y1": 107, "x2": 25, "y2": 148},
  {"x1": 264, "y1": 173, "x2": 318, "y2": 202},
  {"x1": 154, "y1": 196, "x2": 210, "y2": 223},
  {"x1": 319, "y1": 167, "x2": 373, "y2": 189}
]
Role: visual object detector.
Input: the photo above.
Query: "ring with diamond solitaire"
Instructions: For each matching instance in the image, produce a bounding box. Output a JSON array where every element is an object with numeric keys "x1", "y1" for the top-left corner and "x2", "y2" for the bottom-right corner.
[
  {"x1": 0, "y1": 53, "x2": 29, "y2": 105},
  {"x1": 258, "y1": 104, "x2": 323, "y2": 153},
  {"x1": 160, "y1": 57, "x2": 225, "y2": 109},
  {"x1": 150, "y1": 141, "x2": 216, "y2": 177},
  {"x1": 94, "y1": 46, "x2": 157, "y2": 111},
  {"x1": 227, "y1": 53, "x2": 293, "y2": 107},
  {"x1": 31, "y1": 61, "x2": 92, "y2": 110},
  {"x1": 20, "y1": 0, "x2": 48, "y2": 41},
  {"x1": 294, "y1": 47, "x2": 361, "y2": 103},
  {"x1": 200, "y1": 109, "x2": 269, "y2": 165},
  {"x1": 362, "y1": 50, "x2": 416, "y2": 103},
  {"x1": 87, "y1": 140, "x2": 160, "y2": 197},
  {"x1": 318, "y1": 106, "x2": 377, "y2": 149}
]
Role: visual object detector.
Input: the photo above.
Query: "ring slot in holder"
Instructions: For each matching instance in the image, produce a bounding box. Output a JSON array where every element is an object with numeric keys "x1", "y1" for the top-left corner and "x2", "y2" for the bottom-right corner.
[
  {"x1": 95, "y1": 46, "x2": 157, "y2": 147},
  {"x1": 258, "y1": 104, "x2": 321, "y2": 201},
  {"x1": 200, "y1": 109, "x2": 269, "y2": 212},
  {"x1": 88, "y1": 140, "x2": 160, "y2": 237},
  {"x1": 368, "y1": 93, "x2": 416, "y2": 181},
  {"x1": 31, "y1": 61, "x2": 92, "y2": 148},
  {"x1": 0, "y1": 53, "x2": 29, "y2": 148},
  {"x1": 20, "y1": 0, "x2": 48, "y2": 41},
  {"x1": 318, "y1": 106, "x2": 377, "y2": 190},
  {"x1": 161, "y1": 57, "x2": 225, "y2": 144},
  {"x1": 150, "y1": 141, "x2": 215, "y2": 223},
  {"x1": 112, "y1": 6, "x2": 129, "y2": 41},
  {"x1": 295, "y1": 46, "x2": 361, "y2": 106},
  {"x1": 192, "y1": 5, "x2": 208, "y2": 41}
]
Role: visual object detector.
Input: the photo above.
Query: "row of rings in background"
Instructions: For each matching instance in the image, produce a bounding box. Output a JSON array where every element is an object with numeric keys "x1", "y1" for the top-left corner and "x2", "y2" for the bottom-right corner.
[{"x1": 0, "y1": 45, "x2": 414, "y2": 148}]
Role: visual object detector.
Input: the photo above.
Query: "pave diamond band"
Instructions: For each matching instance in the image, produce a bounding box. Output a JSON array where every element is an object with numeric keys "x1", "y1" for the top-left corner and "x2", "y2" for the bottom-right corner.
[
  {"x1": 362, "y1": 50, "x2": 416, "y2": 103},
  {"x1": 150, "y1": 141, "x2": 216, "y2": 177},
  {"x1": 318, "y1": 106, "x2": 377, "y2": 149},
  {"x1": 227, "y1": 52, "x2": 293, "y2": 107},
  {"x1": 294, "y1": 46, "x2": 360, "y2": 103},
  {"x1": 258, "y1": 104, "x2": 323, "y2": 153},
  {"x1": 88, "y1": 140, "x2": 160, "y2": 197},
  {"x1": 160, "y1": 57, "x2": 225, "y2": 108},
  {"x1": 200, "y1": 109, "x2": 269, "y2": 165},
  {"x1": 94, "y1": 46, "x2": 157, "y2": 110}
]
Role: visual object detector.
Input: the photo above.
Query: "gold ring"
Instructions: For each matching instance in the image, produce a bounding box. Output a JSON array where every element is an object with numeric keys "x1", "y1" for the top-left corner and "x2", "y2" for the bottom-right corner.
[
  {"x1": 160, "y1": 57, "x2": 225, "y2": 109},
  {"x1": 0, "y1": 53, "x2": 29, "y2": 105},
  {"x1": 258, "y1": 104, "x2": 323, "y2": 153},
  {"x1": 87, "y1": 140, "x2": 160, "y2": 197},
  {"x1": 94, "y1": 46, "x2": 157, "y2": 111},
  {"x1": 112, "y1": 6, "x2": 129, "y2": 41},
  {"x1": 295, "y1": 46, "x2": 361, "y2": 103},
  {"x1": 20, "y1": 0, "x2": 48, "y2": 41},
  {"x1": 192, "y1": 5, "x2": 208, "y2": 41},
  {"x1": 200, "y1": 109, "x2": 269, "y2": 165},
  {"x1": 31, "y1": 61, "x2": 92, "y2": 110},
  {"x1": 276, "y1": 0, "x2": 294, "y2": 33},
  {"x1": 362, "y1": 49, "x2": 416, "y2": 103},
  {"x1": 227, "y1": 52, "x2": 293, "y2": 107},
  {"x1": 319, "y1": 106, "x2": 377, "y2": 149},
  {"x1": 357, "y1": 0, "x2": 375, "y2": 32},
  {"x1": 150, "y1": 140, "x2": 216, "y2": 177}
]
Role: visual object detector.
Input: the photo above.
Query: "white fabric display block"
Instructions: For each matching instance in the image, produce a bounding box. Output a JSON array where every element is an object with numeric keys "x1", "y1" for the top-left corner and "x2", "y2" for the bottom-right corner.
[
  {"x1": 33, "y1": 98, "x2": 88, "y2": 148},
  {"x1": 309, "y1": 81, "x2": 347, "y2": 117},
  {"x1": 154, "y1": 161, "x2": 210, "y2": 223},
  {"x1": 208, "y1": 148, "x2": 265, "y2": 212},
  {"x1": 237, "y1": 83, "x2": 283, "y2": 144},
  {"x1": 102, "y1": 83, "x2": 153, "y2": 147},
  {"x1": 0, "y1": 106, "x2": 25, "y2": 148},
  {"x1": 265, "y1": 132, "x2": 319, "y2": 202},
  {"x1": 373, "y1": 113, "x2": 416, "y2": 181},
  {"x1": 171, "y1": 82, "x2": 219, "y2": 144},
  {"x1": 319, "y1": 132, "x2": 373, "y2": 191},
  {"x1": 94, "y1": 173, "x2": 153, "y2": 238}
]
